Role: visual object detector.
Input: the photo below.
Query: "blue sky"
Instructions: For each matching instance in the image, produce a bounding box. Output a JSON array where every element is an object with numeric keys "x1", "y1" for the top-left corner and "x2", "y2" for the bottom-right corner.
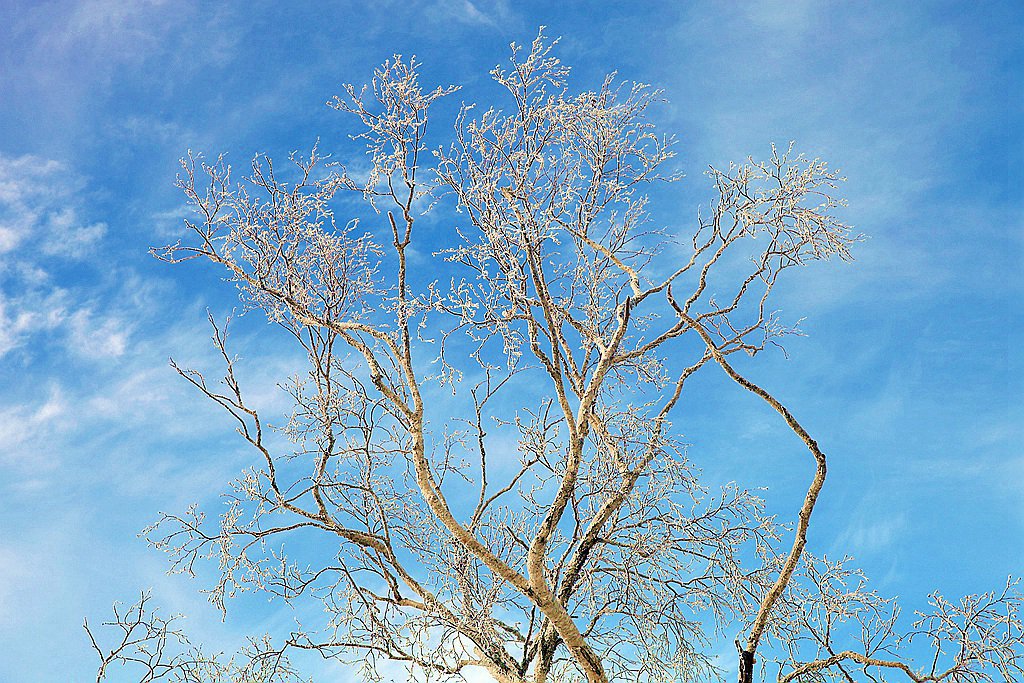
[{"x1": 0, "y1": 1, "x2": 1021, "y2": 681}]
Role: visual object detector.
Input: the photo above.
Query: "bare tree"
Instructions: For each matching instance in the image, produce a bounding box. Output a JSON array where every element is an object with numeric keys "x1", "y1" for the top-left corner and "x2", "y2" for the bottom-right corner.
[
  {"x1": 84, "y1": 591, "x2": 303, "y2": 683},
  {"x1": 93, "y1": 32, "x2": 1022, "y2": 683}
]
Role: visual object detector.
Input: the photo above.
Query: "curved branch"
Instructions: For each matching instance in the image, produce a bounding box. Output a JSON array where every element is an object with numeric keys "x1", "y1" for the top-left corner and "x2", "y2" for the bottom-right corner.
[{"x1": 679, "y1": 312, "x2": 827, "y2": 659}]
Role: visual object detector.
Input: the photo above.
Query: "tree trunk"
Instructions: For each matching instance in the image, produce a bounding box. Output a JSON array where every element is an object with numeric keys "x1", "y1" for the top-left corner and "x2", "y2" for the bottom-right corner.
[{"x1": 738, "y1": 649, "x2": 755, "y2": 683}]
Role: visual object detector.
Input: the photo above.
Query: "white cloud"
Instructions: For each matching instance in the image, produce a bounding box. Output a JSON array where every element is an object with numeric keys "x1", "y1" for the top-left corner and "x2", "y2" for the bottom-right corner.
[
  {"x1": 0, "y1": 286, "x2": 136, "y2": 362},
  {"x1": 149, "y1": 205, "x2": 195, "y2": 241},
  {"x1": 37, "y1": 0, "x2": 181, "y2": 75},
  {"x1": 67, "y1": 308, "x2": 130, "y2": 359},
  {"x1": 420, "y1": 0, "x2": 517, "y2": 30},
  {"x1": 0, "y1": 224, "x2": 22, "y2": 253},
  {"x1": 0, "y1": 387, "x2": 69, "y2": 465},
  {"x1": 0, "y1": 288, "x2": 68, "y2": 357},
  {"x1": 457, "y1": 0, "x2": 497, "y2": 27},
  {"x1": 42, "y1": 208, "x2": 107, "y2": 257},
  {"x1": 0, "y1": 154, "x2": 144, "y2": 362},
  {"x1": 834, "y1": 512, "x2": 909, "y2": 557},
  {"x1": 0, "y1": 155, "x2": 65, "y2": 204},
  {"x1": 0, "y1": 153, "x2": 106, "y2": 261}
]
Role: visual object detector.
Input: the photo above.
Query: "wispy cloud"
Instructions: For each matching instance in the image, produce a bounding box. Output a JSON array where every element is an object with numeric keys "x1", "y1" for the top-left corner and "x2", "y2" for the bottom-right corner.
[
  {"x1": 0, "y1": 387, "x2": 68, "y2": 466},
  {"x1": 834, "y1": 510, "x2": 909, "y2": 558},
  {"x1": 0, "y1": 154, "x2": 130, "y2": 360},
  {"x1": 453, "y1": 0, "x2": 500, "y2": 28},
  {"x1": 0, "y1": 154, "x2": 106, "y2": 259},
  {"x1": 418, "y1": 0, "x2": 518, "y2": 31},
  {"x1": 41, "y1": 208, "x2": 107, "y2": 257},
  {"x1": 0, "y1": 286, "x2": 68, "y2": 358}
]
